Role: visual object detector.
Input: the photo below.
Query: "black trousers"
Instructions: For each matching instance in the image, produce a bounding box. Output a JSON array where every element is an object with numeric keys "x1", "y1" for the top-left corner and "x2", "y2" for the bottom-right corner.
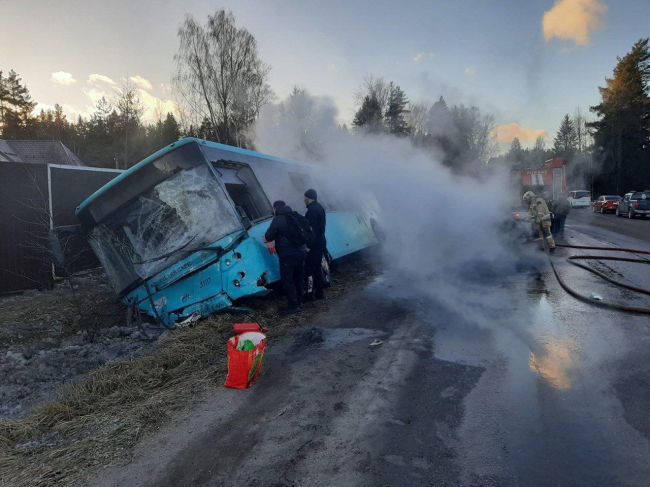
[
  {"x1": 555, "y1": 214, "x2": 567, "y2": 236},
  {"x1": 280, "y1": 254, "x2": 305, "y2": 308},
  {"x1": 305, "y1": 245, "x2": 325, "y2": 297}
]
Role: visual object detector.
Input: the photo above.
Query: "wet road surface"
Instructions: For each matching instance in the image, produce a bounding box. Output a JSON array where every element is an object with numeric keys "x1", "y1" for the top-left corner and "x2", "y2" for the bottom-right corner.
[
  {"x1": 97, "y1": 223, "x2": 650, "y2": 487},
  {"x1": 568, "y1": 206, "x2": 650, "y2": 244}
]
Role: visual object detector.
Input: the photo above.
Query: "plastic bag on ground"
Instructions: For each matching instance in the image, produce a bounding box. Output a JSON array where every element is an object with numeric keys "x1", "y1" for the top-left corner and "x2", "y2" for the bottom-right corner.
[{"x1": 224, "y1": 323, "x2": 267, "y2": 389}]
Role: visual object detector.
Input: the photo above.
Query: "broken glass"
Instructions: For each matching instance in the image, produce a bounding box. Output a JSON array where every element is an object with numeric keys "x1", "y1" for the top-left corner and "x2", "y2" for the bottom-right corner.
[{"x1": 88, "y1": 164, "x2": 242, "y2": 293}]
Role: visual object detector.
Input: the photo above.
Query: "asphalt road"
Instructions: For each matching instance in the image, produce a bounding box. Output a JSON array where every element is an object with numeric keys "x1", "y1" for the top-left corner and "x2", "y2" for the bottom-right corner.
[
  {"x1": 98, "y1": 221, "x2": 650, "y2": 487},
  {"x1": 567, "y1": 206, "x2": 650, "y2": 244}
]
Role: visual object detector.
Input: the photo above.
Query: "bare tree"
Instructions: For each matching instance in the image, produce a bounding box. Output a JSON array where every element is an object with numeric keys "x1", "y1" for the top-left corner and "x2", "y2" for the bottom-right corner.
[
  {"x1": 174, "y1": 9, "x2": 273, "y2": 147},
  {"x1": 354, "y1": 76, "x2": 391, "y2": 117},
  {"x1": 407, "y1": 102, "x2": 429, "y2": 138},
  {"x1": 572, "y1": 107, "x2": 592, "y2": 153},
  {"x1": 450, "y1": 105, "x2": 497, "y2": 167},
  {"x1": 533, "y1": 135, "x2": 546, "y2": 152}
]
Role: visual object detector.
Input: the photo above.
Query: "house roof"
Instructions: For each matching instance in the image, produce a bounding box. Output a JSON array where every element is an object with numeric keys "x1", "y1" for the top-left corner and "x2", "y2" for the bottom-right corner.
[
  {"x1": 0, "y1": 140, "x2": 20, "y2": 162},
  {"x1": 0, "y1": 140, "x2": 82, "y2": 166}
]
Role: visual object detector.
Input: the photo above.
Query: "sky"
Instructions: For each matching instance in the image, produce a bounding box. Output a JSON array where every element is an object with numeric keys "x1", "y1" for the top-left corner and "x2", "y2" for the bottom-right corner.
[{"x1": 2, "y1": 0, "x2": 649, "y2": 149}]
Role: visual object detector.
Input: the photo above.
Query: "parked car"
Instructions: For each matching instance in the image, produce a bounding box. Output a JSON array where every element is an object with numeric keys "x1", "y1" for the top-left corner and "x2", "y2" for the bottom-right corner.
[
  {"x1": 592, "y1": 195, "x2": 621, "y2": 214},
  {"x1": 617, "y1": 191, "x2": 650, "y2": 218},
  {"x1": 568, "y1": 190, "x2": 591, "y2": 208}
]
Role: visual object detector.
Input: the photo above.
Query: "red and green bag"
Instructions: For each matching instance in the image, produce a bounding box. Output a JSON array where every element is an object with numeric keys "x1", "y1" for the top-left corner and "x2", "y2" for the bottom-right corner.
[{"x1": 224, "y1": 323, "x2": 267, "y2": 389}]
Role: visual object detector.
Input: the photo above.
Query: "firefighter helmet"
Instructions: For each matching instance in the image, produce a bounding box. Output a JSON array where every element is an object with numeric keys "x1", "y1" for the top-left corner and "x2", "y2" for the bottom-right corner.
[{"x1": 522, "y1": 191, "x2": 536, "y2": 203}]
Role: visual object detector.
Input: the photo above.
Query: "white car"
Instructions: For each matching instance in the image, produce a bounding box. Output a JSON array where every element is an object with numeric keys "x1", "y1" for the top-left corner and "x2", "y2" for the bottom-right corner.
[{"x1": 568, "y1": 190, "x2": 591, "y2": 208}]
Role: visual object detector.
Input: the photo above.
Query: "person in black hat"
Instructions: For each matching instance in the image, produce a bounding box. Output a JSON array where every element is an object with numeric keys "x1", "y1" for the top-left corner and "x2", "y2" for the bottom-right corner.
[
  {"x1": 265, "y1": 200, "x2": 307, "y2": 314},
  {"x1": 303, "y1": 188, "x2": 327, "y2": 300}
]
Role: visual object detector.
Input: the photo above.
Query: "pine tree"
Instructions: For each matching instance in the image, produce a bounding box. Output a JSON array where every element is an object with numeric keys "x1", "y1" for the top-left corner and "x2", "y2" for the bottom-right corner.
[
  {"x1": 116, "y1": 85, "x2": 144, "y2": 167},
  {"x1": 198, "y1": 117, "x2": 215, "y2": 140},
  {"x1": 79, "y1": 98, "x2": 120, "y2": 167},
  {"x1": 352, "y1": 95, "x2": 383, "y2": 133},
  {"x1": 0, "y1": 71, "x2": 9, "y2": 136},
  {"x1": 531, "y1": 136, "x2": 548, "y2": 166},
  {"x1": 508, "y1": 137, "x2": 523, "y2": 164},
  {"x1": 414, "y1": 96, "x2": 451, "y2": 163},
  {"x1": 590, "y1": 38, "x2": 650, "y2": 193},
  {"x1": 384, "y1": 83, "x2": 410, "y2": 136},
  {"x1": 161, "y1": 112, "x2": 181, "y2": 145},
  {"x1": 426, "y1": 96, "x2": 452, "y2": 135},
  {"x1": 0, "y1": 70, "x2": 35, "y2": 138},
  {"x1": 553, "y1": 114, "x2": 578, "y2": 158}
]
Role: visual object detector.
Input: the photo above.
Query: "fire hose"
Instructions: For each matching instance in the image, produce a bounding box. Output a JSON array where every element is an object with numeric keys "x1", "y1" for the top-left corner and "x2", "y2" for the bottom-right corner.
[{"x1": 540, "y1": 236, "x2": 650, "y2": 315}]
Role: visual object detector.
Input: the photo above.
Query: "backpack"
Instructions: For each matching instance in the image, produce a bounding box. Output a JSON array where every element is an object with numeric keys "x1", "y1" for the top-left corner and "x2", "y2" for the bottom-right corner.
[{"x1": 285, "y1": 211, "x2": 314, "y2": 246}]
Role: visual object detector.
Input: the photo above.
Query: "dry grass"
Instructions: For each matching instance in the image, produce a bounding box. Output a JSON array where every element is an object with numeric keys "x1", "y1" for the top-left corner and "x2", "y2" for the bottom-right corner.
[
  {"x1": 0, "y1": 270, "x2": 123, "y2": 348},
  {"x1": 0, "y1": 257, "x2": 378, "y2": 487}
]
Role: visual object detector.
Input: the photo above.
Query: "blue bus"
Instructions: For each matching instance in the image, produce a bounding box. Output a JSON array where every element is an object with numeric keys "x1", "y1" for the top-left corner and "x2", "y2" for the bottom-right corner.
[{"x1": 76, "y1": 138, "x2": 379, "y2": 327}]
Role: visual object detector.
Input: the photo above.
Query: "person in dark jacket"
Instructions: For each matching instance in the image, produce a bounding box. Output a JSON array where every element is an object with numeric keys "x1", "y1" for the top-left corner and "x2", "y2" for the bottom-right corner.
[
  {"x1": 552, "y1": 193, "x2": 571, "y2": 238},
  {"x1": 303, "y1": 188, "x2": 327, "y2": 300},
  {"x1": 264, "y1": 200, "x2": 306, "y2": 314}
]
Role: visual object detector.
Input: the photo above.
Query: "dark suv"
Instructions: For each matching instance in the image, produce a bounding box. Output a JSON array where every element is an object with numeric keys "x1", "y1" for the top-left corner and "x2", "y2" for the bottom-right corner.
[{"x1": 617, "y1": 191, "x2": 650, "y2": 219}]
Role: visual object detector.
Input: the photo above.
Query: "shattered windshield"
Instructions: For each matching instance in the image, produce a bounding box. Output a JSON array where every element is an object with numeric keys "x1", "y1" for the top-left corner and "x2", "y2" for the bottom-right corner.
[{"x1": 88, "y1": 163, "x2": 242, "y2": 293}]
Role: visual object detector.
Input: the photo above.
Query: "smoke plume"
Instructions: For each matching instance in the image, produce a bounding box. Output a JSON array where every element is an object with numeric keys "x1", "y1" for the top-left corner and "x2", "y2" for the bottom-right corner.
[{"x1": 254, "y1": 91, "x2": 526, "y2": 302}]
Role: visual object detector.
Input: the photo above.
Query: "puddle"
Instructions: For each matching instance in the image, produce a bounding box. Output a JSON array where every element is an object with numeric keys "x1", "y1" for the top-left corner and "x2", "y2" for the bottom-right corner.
[
  {"x1": 320, "y1": 328, "x2": 384, "y2": 351},
  {"x1": 427, "y1": 272, "x2": 650, "y2": 485}
]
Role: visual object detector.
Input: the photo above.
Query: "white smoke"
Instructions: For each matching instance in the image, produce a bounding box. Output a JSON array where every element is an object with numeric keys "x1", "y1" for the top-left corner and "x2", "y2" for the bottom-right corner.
[{"x1": 254, "y1": 90, "x2": 525, "y2": 300}]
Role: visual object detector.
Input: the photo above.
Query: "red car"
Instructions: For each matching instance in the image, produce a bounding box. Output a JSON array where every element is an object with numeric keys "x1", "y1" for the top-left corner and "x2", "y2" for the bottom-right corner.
[{"x1": 592, "y1": 195, "x2": 621, "y2": 214}]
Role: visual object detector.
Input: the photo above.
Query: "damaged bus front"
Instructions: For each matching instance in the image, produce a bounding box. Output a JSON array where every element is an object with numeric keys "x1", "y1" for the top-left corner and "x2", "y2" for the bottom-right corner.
[{"x1": 76, "y1": 138, "x2": 378, "y2": 327}]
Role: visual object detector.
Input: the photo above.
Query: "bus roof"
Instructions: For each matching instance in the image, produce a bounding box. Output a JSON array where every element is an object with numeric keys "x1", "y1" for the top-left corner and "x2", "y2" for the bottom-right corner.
[{"x1": 75, "y1": 137, "x2": 310, "y2": 216}]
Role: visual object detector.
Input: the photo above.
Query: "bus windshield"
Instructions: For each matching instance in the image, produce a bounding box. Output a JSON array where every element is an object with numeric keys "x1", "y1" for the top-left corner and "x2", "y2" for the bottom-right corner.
[{"x1": 87, "y1": 162, "x2": 242, "y2": 293}]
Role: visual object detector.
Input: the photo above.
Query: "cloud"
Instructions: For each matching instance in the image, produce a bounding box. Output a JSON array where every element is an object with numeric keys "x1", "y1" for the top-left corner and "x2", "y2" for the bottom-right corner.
[
  {"x1": 34, "y1": 102, "x2": 55, "y2": 113},
  {"x1": 83, "y1": 87, "x2": 110, "y2": 107},
  {"x1": 51, "y1": 71, "x2": 76, "y2": 86},
  {"x1": 464, "y1": 66, "x2": 476, "y2": 77},
  {"x1": 88, "y1": 73, "x2": 117, "y2": 86},
  {"x1": 542, "y1": 0, "x2": 607, "y2": 46},
  {"x1": 136, "y1": 88, "x2": 178, "y2": 122},
  {"x1": 129, "y1": 75, "x2": 153, "y2": 91},
  {"x1": 492, "y1": 123, "x2": 547, "y2": 145},
  {"x1": 412, "y1": 51, "x2": 434, "y2": 63}
]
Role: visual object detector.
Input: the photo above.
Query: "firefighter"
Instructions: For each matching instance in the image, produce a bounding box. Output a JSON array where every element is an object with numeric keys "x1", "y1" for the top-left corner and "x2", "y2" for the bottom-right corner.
[{"x1": 523, "y1": 191, "x2": 556, "y2": 251}]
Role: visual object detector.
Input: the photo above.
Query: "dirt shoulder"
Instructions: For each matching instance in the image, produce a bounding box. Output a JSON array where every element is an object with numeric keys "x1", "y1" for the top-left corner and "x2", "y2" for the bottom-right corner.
[
  {"x1": 94, "y1": 275, "x2": 483, "y2": 487},
  {"x1": 0, "y1": 257, "x2": 378, "y2": 487}
]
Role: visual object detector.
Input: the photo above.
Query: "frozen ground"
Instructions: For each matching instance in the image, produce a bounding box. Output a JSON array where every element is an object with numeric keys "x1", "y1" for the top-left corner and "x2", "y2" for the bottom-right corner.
[{"x1": 0, "y1": 271, "x2": 166, "y2": 419}]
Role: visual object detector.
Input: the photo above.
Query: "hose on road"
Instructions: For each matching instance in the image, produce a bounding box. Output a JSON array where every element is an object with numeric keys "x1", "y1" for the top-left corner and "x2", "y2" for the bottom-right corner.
[{"x1": 542, "y1": 240, "x2": 650, "y2": 315}]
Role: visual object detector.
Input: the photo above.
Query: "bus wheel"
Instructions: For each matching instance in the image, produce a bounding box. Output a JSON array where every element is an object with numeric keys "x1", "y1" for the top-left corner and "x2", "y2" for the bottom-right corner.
[{"x1": 321, "y1": 254, "x2": 331, "y2": 288}]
